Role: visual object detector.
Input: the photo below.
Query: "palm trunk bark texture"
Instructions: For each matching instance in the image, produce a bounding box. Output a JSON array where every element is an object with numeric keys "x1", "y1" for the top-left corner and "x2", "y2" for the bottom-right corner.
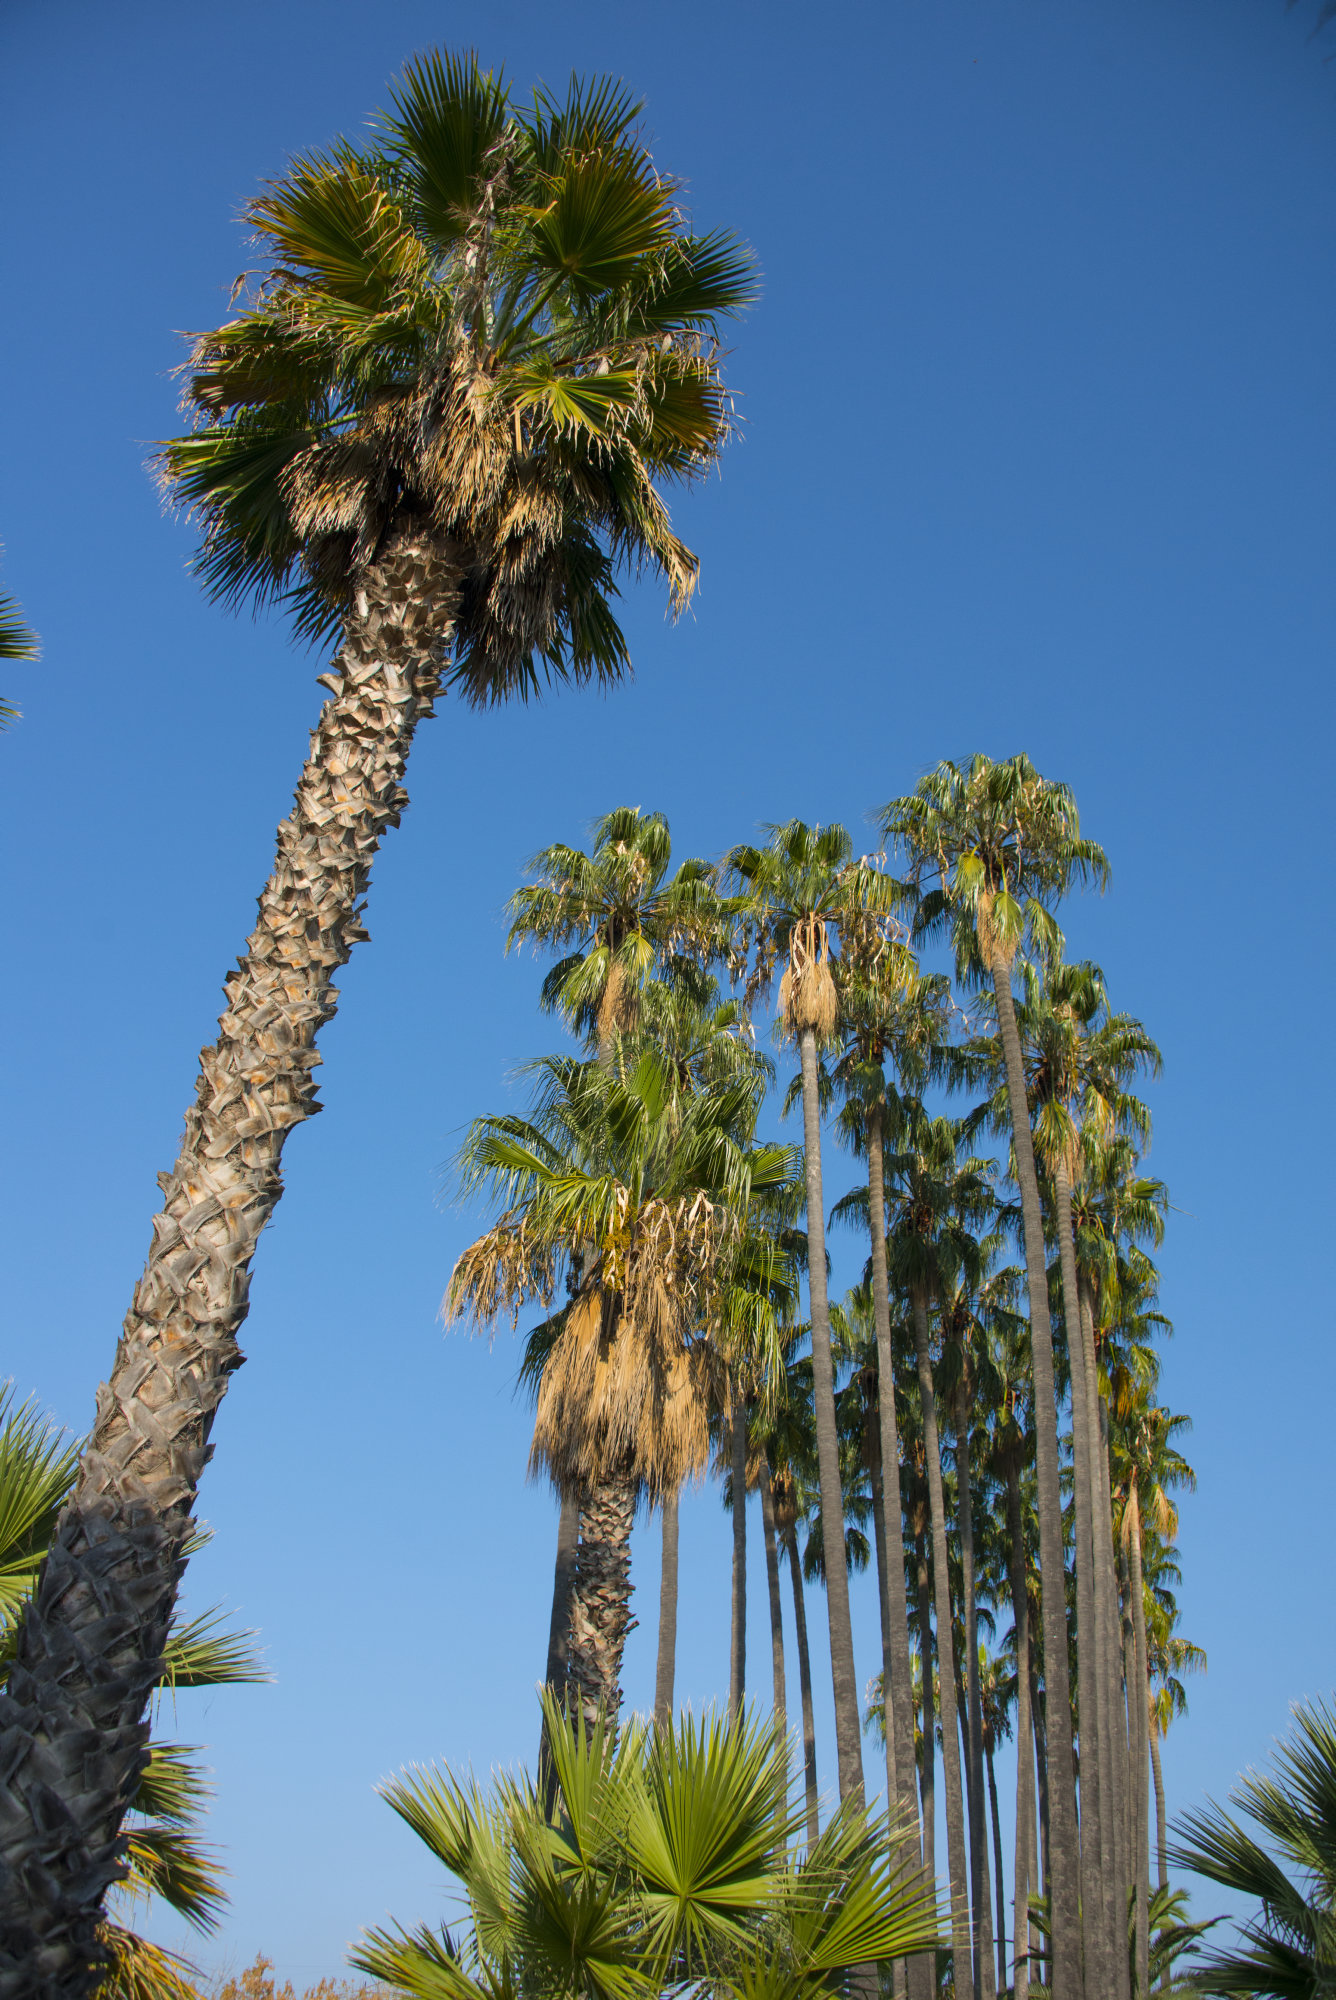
[
  {"x1": 0, "y1": 537, "x2": 460, "y2": 1999},
  {"x1": 567, "y1": 1468, "x2": 638, "y2": 1730},
  {"x1": 654, "y1": 1486, "x2": 679, "y2": 1733}
]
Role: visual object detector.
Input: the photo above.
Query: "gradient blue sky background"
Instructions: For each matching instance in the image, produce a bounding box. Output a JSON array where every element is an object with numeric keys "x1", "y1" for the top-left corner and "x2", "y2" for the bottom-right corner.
[{"x1": 3, "y1": 0, "x2": 1334, "y2": 1983}]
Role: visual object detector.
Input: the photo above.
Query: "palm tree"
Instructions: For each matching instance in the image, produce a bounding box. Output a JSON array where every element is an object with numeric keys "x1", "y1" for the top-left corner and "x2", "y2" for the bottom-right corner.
[
  {"x1": 357, "y1": 1694, "x2": 942, "y2": 2000},
  {"x1": 0, "y1": 57, "x2": 755, "y2": 1989},
  {"x1": 1170, "y1": 1696, "x2": 1336, "y2": 1998},
  {"x1": 508, "y1": 806, "x2": 721, "y2": 1054},
  {"x1": 0, "y1": 1389, "x2": 266, "y2": 2000},
  {"x1": 1146, "y1": 1618, "x2": 1206, "y2": 1892},
  {"x1": 449, "y1": 1042, "x2": 796, "y2": 1725},
  {"x1": 0, "y1": 573, "x2": 38, "y2": 729},
  {"x1": 727, "y1": 823, "x2": 887, "y2": 1809},
  {"x1": 882, "y1": 753, "x2": 1108, "y2": 2000},
  {"x1": 883, "y1": 1099, "x2": 994, "y2": 2000}
]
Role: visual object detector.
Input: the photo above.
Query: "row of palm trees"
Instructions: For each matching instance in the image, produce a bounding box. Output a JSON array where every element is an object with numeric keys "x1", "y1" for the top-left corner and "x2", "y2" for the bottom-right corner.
[{"x1": 447, "y1": 769, "x2": 1201, "y2": 1999}]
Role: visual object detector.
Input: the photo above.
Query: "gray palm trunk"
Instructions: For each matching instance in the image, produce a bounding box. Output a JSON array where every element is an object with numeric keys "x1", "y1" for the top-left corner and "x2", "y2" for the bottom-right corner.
[
  {"x1": 1150, "y1": 1713, "x2": 1167, "y2": 1894},
  {"x1": 866, "y1": 1109, "x2": 932, "y2": 1998},
  {"x1": 987, "y1": 1741, "x2": 1007, "y2": 1999},
  {"x1": 540, "y1": 1483, "x2": 582, "y2": 1801},
  {"x1": 1053, "y1": 1167, "x2": 1115, "y2": 1999},
  {"x1": 759, "y1": 1459, "x2": 787, "y2": 1732},
  {"x1": 729, "y1": 1400, "x2": 748, "y2": 1720},
  {"x1": 1031, "y1": 1651, "x2": 1051, "y2": 1918},
  {"x1": 785, "y1": 1532, "x2": 821, "y2": 1848},
  {"x1": 1127, "y1": 1490, "x2": 1151, "y2": 2000},
  {"x1": 1005, "y1": 1463, "x2": 1034, "y2": 2000},
  {"x1": 910, "y1": 1287, "x2": 974, "y2": 2000},
  {"x1": 566, "y1": 1465, "x2": 638, "y2": 1730},
  {"x1": 988, "y1": 956, "x2": 1084, "y2": 2000},
  {"x1": 953, "y1": 1395, "x2": 992, "y2": 1998},
  {"x1": 797, "y1": 1026, "x2": 865, "y2": 1801},
  {"x1": 0, "y1": 537, "x2": 460, "y2": 1999},
  {"x1": 654, "y1": 1486, "x2": 679, "y2": 1732},
  {"x1": 1082, "y1": 1271, "x2": 1133, "y2": 1986},
  {"x1": 915, "y1": 1537, "x2": 936, "y2": 1886}
]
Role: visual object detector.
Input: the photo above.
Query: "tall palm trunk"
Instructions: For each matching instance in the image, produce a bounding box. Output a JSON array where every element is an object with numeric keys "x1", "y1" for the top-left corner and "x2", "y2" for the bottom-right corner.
[
  {"x1": 567, "y1": 1463, "x2": 638, "y2": 1730},
  {"x1": 759, "y1": 1458, "x2": 787, "y2": 1733},
  {"x1": 1078, "y1": 1273, "x2": 1131, "y2": 2000},
  {"x1": 798, "y1": 1026, "x2": 864, "y2": 1801},
  {"x1": 987, "y1": 1741, "x2": 1007, "y2": 2000},
  {"x1": 867, "y1": 1105, "x2": 931, "y2": 2000},
  {"x1": 1031, "y1": 1652, "x2": 1051, "y2": 1947},
  {"x1": 0, "y1": 538, "x2": 459, "y2": 1999},
  {"x1": 1005, "y1": 1463, "x2": 1034, "y2": 2000},
  {"x1": 1126, "y1": 1484, "x2": 1151, "y2": 2000},
  {"x1": 1150, "y1": 1710, "x2": 1167, "y2": 1894},
  {"x1": 1053, "y1": 1166, "x2": 1114, "y2": 1999},
  {"x1": 539, "y1": 1483, "x2": 582, "y2": 1802},
  {"x1": 729, "y1": 1398, "x2": 748, "y2": 1720},
  {"x1": 910, "y1": 1287, "x2": 974, "y2": 2000},
  {"x1": 953, "y1": 1395, "x2": 990, "y2": 1997},
  {"x1": 654, "y1": 1486, "x2": 680, "y2": 1732},
  {"x1": 989, "y1": 956, "x2": 1083, "y2": 2000},
  {"x1": 786, "y1": 1532, "x2": 820, "y2": 1848},
  {"x1": 915, "y1": 1536, "x2": 936, "y2": 1886}
]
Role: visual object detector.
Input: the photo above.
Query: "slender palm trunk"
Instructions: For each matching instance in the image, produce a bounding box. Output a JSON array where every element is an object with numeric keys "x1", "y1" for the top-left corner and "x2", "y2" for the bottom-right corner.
[
  {"x1": 1150, "y1": 1711, "x2": 1167, "y2": 1894},
  {"x1": 916, "y1": 1537, "x2": 936, "y2": 1887},
  {"x1": 1053, "y1": 1166, "x2": 1113, "y2": 1999},
  {"x1": 1006, "y1": 1464, "x2": 1034, "y2": 2000},
  {"x1": 1076, "y1": 1272, "x2": 1129, "y2": 2000},
  {"x1": 567, "y1": 1464, "x2": 638, "y2": 1730},
  {"x1": 798, "y1": 1026, "x2": 864, "y2": 1801},
  {"x1": 539, "y1": 1483, "x2": 582, "y2": 1802},
  {"x1": 1127, "y1": 1486, "x2": 1151, "y2": 2000},
  {"x1": 989, "y1": 956, "x2": 1083, "y2": 2000},
  {"x1": 0, "y1": 539, "x2": 460, "y2": 1999},
  {"x1": 1031, "y1": 1654, "x2": 1051, "y2": 1933},
  {"x1": 954, "y1": 1398, "x2": 990, "y2": 1997},
  {"x1": 987, "y1": 1743, "x2": 1007, "y2": 1999},
  {"x1": 730, "y1": 1398, "x2": 748, "y2": 1720},
  {"x1": 867, "y1": 1112, "x2": 927, "y2": 1856},
  {"x1": 911, "y1": 1287, "x2": 974, "y2": 2000},
  {"x1": 759, "y1": 1465, "x2": 788, "y2": 1738},
  {"x1": 786, "y1": 1533, "x2": 820, "y2": 1848},
  {"x1": 654, "y1": 1486, "x2": 680, "y2": 1733}
]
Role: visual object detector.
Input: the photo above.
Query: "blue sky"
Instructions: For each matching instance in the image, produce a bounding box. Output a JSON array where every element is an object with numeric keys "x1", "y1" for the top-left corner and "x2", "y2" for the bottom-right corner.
[{"x1": 3, "y1": 0, "x2": 1334, "y2": 1982}]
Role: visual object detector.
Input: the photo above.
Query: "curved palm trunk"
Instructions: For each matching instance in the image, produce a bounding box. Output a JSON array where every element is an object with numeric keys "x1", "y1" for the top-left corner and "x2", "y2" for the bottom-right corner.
[
  {"x1": 915, "y1": 1537, "x2": 936, "y2": 1887},
  {"x1": 798, "y1": 1026, "x2": 864, "y2": 1802},
  {"x1": 786, "y1": 1533, "x2": 820, "y2": 1849},
  {"x1": 987, "y1": 1742, "x2": 1007, "y2": 2000},
  {"x1": 540, "y1": 1483, "x2": 582, "y2": 1803},
  {"x1": 654, "y1": 1486, "x2": 680, "y2": 1733},
  {"x1": 759, "y1": 1459, "x2": 787, "y2": 1733},
  {"x1": 1005, "y1": 1464, "x2": 1034, "y2": 2000},
  {"x1": 867, "y1": 1109, "x2": 931, "y2": 2000},
  {"x1": 729, "y1": 1399, "x2": 748, "y2": 1720},
  {"x1": 567, "y1": 1465, "x2": 638, "y2": 1730},
  {"x1": 1053, "y1": 1167, "x2": 1113, "y2": 1999},
  {"x1": 1126, "y1": 1486, "x2": 1151, "y2": 2000},
  {"x1": 989, "y1": 957, "x2": 1083, "y2": 2000},
  {"x1": 0, "y1": 538, "x2": 460, "y2": 1999},
  {"x1": 953, "y1": 1399, "x2": 989, "y2": 1996},
  {"x1": 910, "y1": 1288, "x2": 974, "y2": 2000}
]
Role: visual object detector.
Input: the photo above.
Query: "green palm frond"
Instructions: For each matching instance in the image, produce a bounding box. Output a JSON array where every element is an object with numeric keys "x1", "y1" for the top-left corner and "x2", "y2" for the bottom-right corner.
[
  {"x1": 0, "y1": 1389, "x2": 80, "y2": 1633},
  {"x1": 96, "y1": 1923, "x2": 203, "y2": 2000},
  {"x1": 158, "y1": 1608, "x2": 268, "y2": 1691}
]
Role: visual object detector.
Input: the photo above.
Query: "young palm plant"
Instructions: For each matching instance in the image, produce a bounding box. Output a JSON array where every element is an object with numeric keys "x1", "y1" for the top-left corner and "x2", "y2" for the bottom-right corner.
[
  {"x1": 0, "y1": 56, "x2": 754, "y2": 1994},
  {"x1": 355, "y1": 1693, "x2": 942, "y2": 2000},
  {"x1": 881, "y1": 754, "x2": 1108, "y2": 2000}
]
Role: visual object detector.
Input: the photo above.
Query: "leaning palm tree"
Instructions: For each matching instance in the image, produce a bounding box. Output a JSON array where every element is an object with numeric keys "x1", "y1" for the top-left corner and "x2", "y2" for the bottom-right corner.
[
  {"x1": 726, "y1": 823, "x2": 889, "y2": 1809},
  {"x1": 0, "y1": 54, "x2": 754, "y2": 1993},
  {"x1": 882, "y1": 754, "x2": 1108, "y2": 2000},
  {"x1": 448, "y1": 1043, "x2": 797, "y2": 1725},
  {"x1": 1170, "y1": 1696, "x2": 1336, "y2": 1998}
]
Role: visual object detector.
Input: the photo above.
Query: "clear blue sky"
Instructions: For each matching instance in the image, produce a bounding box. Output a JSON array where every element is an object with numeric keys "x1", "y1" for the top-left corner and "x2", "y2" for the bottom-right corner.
[{"x1": 3, "y1": 0, "x2": 1334, "y2": 1982}]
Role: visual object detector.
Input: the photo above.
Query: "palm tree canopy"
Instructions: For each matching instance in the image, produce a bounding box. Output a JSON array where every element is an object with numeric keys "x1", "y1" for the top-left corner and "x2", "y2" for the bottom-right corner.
[
  {"x1": 159, "y1": 52, "x2": 755, "y2": 695},
  {"x1": 880, "y1": 752, "x2": 1110, "y2": 982}
]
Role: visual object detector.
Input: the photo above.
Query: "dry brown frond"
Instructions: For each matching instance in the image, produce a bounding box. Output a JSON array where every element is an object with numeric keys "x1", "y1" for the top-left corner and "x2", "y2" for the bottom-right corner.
[
  {"x1": 443, "y1": 1212, "x2": 557, "y2": 1332},
  {"x1": 778, "y1": 914, "x2": 837, "y2": 1039}
]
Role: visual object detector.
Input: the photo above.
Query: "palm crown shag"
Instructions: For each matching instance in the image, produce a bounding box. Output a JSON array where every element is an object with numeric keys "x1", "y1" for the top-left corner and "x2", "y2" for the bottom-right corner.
[{"x1": 0, "y1": 53, "x2": 752, "y2": 2000}]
